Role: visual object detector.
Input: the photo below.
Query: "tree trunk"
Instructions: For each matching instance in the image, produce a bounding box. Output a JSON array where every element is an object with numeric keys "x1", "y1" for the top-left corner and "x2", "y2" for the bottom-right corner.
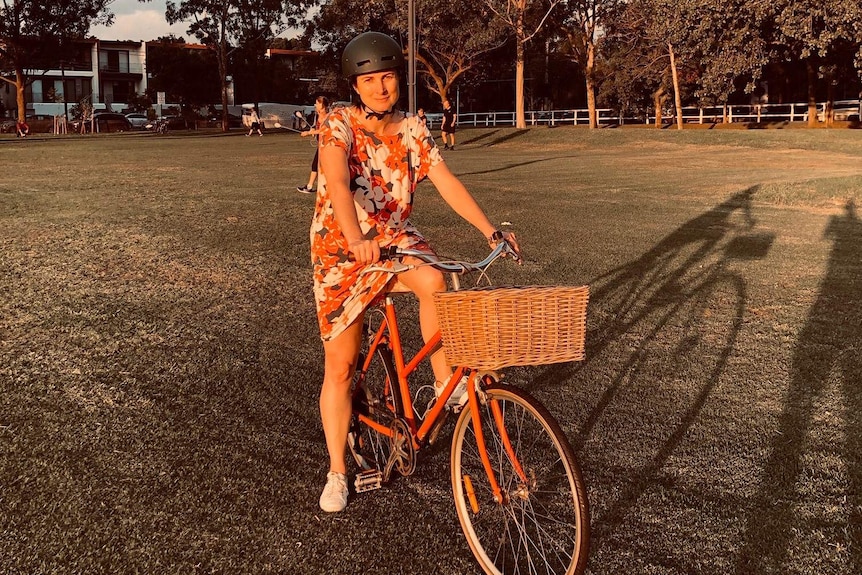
[
  {"x1": 806, "y1": 58, "x2": 818, "y2": 127},
  {"x1": 585, "y1": 42, "x2": 597, "y2": 129},
  {"x1": 654, "y1": 86, "x2": 666, "y2": 128},
  {"x1": 515, "y1": 25, "x2": 526, "y2": 129},
  {"x1": 825, "y1": 70, "x2": 835, "y2": 128},
  {"x1": 16, "y1": 68, "x2": 26, "y2": 123},
  {"x1": 218, "y1": 42, "x2": 229, "y2": 132},
  {"x1": 668, "y1": 43, "x2": 683, "y2": 130}
]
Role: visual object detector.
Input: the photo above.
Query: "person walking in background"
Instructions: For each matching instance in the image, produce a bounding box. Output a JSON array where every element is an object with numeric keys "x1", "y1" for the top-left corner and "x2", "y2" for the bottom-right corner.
[
  {"x1": 440, "y1": 99, "x2": 456, "y2": 150},
  {"x1": 297, "y1": 96, "x2": 331, "y2": 194},
  {"x1": 247, "y1": 106, "x2": 263, "y2": 136},
  {"x1": 416, "y1": 107, "x2": 428, "y2": 128}
]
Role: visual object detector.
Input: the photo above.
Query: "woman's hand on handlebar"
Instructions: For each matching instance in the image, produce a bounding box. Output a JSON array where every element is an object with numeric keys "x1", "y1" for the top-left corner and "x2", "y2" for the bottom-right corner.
[
  {"x1": 348, "y1": 239, "x2": 381, "y2": 265},
  {"x1": 490, "y1": 230, "x2": 522, "y2": 262}
]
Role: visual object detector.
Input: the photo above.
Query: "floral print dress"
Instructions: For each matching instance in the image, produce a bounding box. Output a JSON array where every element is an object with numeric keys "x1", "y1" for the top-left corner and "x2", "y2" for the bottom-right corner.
[{"x1": 310, "y1": 107, "x2": 443, "y2": 341}]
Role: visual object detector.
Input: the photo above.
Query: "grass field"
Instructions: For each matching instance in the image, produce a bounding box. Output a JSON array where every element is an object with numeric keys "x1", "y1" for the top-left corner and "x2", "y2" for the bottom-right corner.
[{"x1": 2, "y1": 126, "x2": 861, "y2": 575}]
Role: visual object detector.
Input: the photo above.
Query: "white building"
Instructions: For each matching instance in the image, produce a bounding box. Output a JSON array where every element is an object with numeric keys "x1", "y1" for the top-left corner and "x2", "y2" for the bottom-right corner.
[{"x1": 2, "y1": 39, "x2": 151, "y2": 118}]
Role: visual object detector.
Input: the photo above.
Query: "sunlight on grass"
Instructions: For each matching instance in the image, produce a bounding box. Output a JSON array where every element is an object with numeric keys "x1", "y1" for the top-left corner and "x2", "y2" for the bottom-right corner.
[{"x1": 1, "y1": 128, "x2": 860, "y2": 575}]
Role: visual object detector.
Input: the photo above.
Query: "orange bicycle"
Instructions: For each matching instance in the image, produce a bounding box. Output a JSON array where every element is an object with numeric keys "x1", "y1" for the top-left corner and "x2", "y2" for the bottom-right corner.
[{"x1": 347, "y1": 242, "x2": 591, "y2": 575}]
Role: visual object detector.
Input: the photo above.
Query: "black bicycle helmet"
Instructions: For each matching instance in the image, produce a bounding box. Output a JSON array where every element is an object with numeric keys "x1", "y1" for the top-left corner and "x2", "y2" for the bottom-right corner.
[{"x1": 342, "y1": 32, "x2": 405, "y2": 79}]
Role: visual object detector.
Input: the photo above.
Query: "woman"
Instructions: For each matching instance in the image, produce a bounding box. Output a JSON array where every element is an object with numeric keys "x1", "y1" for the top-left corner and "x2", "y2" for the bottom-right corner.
[
  {"x1": 297, "y1": 96, "x2": 331, "y2": 194},
  {"x1": 311, "y1": 32, "x2": 518, "y2": 513}
]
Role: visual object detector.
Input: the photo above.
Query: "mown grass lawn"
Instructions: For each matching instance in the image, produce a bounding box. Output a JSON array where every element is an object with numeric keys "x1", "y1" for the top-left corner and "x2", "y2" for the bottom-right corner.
[{"x1": 1, "y1": 125, "x2": 861, "y2": 574}]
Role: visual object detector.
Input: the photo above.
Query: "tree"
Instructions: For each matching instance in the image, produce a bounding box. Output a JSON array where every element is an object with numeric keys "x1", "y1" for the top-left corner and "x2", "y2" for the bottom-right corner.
[
  {"x1": 482, "y1": 0, "x2": 565, "y2": 128},
  {"x1": 155, "y1": 0, "x2": 309, "y2": 131},
  {"x1": 407, "y1": 0, "x2": 507, "y2": 106},
  {"x1": 309, "y1": 0, "x2": 505, "y2": 109},
  {"x1": 663, "y1": 0, "x2": 778, "y2": 127},
  {"x1": 0, "y1": 0, "x2": 113, "y2": 122},
  {"x1": 770, "y1": 0, "x2": 862, "y2": 126},
  {"x1": 600, "y1": 0, "x2": 677, "y2": 126},
  {"x1": 557, "y1": 0, "x2": 620, "y2": 128},
  {"x1": 146, "y1": 37, "x2": 220, "y2": 112},
  {"x1": 602, "y1": 0, "x2": 717, "y2": 128}
]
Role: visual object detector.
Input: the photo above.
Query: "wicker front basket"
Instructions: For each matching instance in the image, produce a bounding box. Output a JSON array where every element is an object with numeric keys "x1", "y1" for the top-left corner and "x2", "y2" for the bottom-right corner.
[{"x1": 433, "y1": 285, "x2": 589, "y2": 371}]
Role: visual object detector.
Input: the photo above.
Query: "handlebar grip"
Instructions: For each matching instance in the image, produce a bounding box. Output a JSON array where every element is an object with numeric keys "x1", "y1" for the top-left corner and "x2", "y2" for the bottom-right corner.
[
  {"x1": 347, "y1": 245, "x2": 400, "y2": 262},
  {"x1": 379, "y1": 245, "x2": 400, "y2": 260}
]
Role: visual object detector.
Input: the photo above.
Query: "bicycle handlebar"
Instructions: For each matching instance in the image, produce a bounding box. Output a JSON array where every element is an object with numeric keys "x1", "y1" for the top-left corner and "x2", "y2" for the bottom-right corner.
[{"x1": 371, "y1": 240, "x2": 520, "y2": 274}]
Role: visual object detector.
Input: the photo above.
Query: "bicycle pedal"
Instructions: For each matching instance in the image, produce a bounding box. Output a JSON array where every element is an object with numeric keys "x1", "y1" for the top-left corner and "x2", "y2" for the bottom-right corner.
[{"x1": 354, "y1": 469, "x2": 383, "y2": 493}]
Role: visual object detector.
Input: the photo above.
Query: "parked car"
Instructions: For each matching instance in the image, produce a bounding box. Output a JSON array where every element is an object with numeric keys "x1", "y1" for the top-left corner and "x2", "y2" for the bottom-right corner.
[
  {"x1": 0, "y1": 115, "x2": 55, "y2": 134},
  {"x1": 125, "y1": 112, "x2": 149, "y2": 129},
  {"x1": 155, "y1": 115, "x2": 190, "y2": 129},
  {"x1": 207, "y1": 113, "x2": 242, "y2": 128},
  {"x1": 801, "y1": 100, "x2": 862, "y2": 123},
  {"x1": 0, "y1": 119, "x2": 18, "y2": 133},
  {"x1": 71, "y1": 112, "x2": 132, "y2": 133}
]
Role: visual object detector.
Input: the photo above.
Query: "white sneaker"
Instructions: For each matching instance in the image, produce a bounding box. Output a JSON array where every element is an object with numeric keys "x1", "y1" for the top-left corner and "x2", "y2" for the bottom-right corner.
[
  {"x1": 319, "y1": 471, "x2": 348, "y2": 512},
  {"x1": 435, "y1": 374, "x2": 469, "y2": 407}
]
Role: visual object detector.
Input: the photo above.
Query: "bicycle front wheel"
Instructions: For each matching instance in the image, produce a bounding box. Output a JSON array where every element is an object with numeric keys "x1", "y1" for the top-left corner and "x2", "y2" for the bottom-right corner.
[{"x1": 450, "y1": 384, "x2": 590, "y2": 575}]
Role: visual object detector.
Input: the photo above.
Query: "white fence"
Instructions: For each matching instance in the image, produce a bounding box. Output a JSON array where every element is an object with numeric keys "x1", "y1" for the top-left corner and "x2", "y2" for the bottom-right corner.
[{"x1": 457, "y1": 100, "x2": 862, "y2": 127}]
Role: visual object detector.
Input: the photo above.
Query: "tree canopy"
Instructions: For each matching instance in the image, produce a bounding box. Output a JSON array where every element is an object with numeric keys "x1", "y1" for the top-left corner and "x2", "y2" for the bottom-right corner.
[{"x1": 159, "y1": 0, "x2": 309, "y2": 130}]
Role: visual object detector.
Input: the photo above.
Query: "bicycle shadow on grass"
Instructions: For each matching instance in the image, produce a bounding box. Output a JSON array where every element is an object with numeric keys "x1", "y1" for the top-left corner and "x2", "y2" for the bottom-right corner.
[
  {"x1": 736, "y1": 199, "x2": 862, "y2": 575},
  {"x1": 523, "y1": 187, "x2": 775, "y2": 558},
  {"x1": 458, "y1": 156, "x2": 577, "y2": 177},
  {"x1": 458, "y1": 129, "x2": 531, "y2": 148},
  {"x1": 459, "y1": 130, "x2": 501, "y2": 146}
]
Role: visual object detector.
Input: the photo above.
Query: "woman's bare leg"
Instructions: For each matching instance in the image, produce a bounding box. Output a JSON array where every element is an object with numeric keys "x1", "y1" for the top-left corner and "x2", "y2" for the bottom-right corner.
[
  {"x1": 396, "y1": 264, "x2": 450, "y2": 384},
  {"x1": 320, "y1": 317, "x2": 364, "y2": 474}
]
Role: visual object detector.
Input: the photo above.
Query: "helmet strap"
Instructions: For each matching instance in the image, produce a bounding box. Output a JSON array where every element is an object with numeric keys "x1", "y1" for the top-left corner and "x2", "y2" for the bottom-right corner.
[{"x1": 362, "y1": 103, "x2": 395, "y2": 121}]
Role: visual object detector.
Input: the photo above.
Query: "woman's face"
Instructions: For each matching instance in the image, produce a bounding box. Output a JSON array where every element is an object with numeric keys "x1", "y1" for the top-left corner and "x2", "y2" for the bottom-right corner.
[{"x1": 353, "y1": 69, "x2": 400, "y2": 114}]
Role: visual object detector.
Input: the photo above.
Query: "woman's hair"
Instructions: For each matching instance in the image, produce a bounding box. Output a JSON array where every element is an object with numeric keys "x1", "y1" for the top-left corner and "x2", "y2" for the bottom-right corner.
[{"x1": 316, "y1": 95, "x2": 330, "y2": 108}]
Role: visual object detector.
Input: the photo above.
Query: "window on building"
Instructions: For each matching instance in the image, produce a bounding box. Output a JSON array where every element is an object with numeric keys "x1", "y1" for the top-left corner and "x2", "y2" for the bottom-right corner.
[
  {"x1": 99, "y1": 50, "x2": 130, "y2": 73},
  {"x1": 29, "y1": 80, "x2": 44, "y2": 103}
]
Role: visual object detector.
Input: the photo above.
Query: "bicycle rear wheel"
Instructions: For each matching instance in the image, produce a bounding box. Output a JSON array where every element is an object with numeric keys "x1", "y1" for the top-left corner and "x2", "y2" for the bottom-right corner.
[
  {"x1": 348, "y1": 344, "x2": 398, "y2": 473},
  {"x1": 450, "y1": 384, "x2": 590, "y2": 575}
]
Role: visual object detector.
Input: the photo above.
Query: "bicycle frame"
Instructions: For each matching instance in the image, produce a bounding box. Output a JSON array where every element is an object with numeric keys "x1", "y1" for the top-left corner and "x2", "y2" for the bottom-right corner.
[{"x1": 356, "y1": 289, "x2": 529, "y2": 503}]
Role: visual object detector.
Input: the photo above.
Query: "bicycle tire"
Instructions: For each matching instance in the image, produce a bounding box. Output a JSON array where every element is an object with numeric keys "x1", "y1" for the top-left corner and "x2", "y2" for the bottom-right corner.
[
  {"x1": 450, "y1": 383, "x2": 590, "y2": 575},
  {"x1": 348, "y1": 343, "x2": 398, "y2": 474}
]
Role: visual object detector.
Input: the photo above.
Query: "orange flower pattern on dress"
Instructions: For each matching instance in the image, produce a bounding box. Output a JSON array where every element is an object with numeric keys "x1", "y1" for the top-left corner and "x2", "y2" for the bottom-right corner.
[{"x1": 310, "y1": 108, "x2": 443, "y2": 340}]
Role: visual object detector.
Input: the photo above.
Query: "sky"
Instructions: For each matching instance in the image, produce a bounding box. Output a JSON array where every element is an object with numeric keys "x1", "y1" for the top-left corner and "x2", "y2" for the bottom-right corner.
[
  {"x1": 90, "y1": 0, "x2": 194, "y2": 42},
  {"x1": 90, "y1": 0, "x2": 306, "y2": 42}
]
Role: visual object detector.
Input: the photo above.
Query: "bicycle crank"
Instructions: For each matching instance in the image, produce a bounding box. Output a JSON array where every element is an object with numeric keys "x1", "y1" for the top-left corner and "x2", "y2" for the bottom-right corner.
[{"x1": 384, "y1": 418, "x2": 416, "y2": 478}]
